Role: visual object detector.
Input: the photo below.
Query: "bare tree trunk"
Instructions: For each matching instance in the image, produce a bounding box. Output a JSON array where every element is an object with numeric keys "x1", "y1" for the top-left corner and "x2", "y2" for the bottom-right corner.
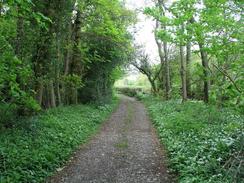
[
  {"x1": 199, "y1": 43, "x2": 209, "y2": 103},
  {"x1": 74, "y1": 89, "x2": 78, "y2": 104},
  {"x1": 163, "y1": 42, "x2": 170, "y2": 100},
  {"x1": 158, "y1": 0, "x2": 171, "y2": 99},
  {"x1": 55, "y1": 34, "x2": 62, "y2": 106},
  {"x1": 62, "y1": 23, "x2": 73, "y2": 105},
  {"x1": 46, "y1": 87, "x2": 51, "y2": 109},
  {"x1": 190, "y1": 16, "x2": 209, "y2": 103},
  {"x1": 155, "y1": 20, "x2": 170, "y2": 99},
  {"x1": 186, "y1": 41, "x2": 191, "y2": 98},
  {"x1": 69, "y1": 10, "x2": 82, "y2": 104},
  {"x1": 154, "y1": 27, "x2": 165, "y2": 85},
  {"x1": 50, "y1": 81, "x2": 56, "y2": 108},
  {"x1": 148, "y1": 77, "x2": 157, "y2": 95},
  {"x1": 64, "y1": 23, "x2": 73, "y2": 76},
  {"x1": 37, "y1": 81, "x2": 44, "y2": 106},
  {"x1": 15, "y1": 11, "x2": 24, "y2": 59},
  {"x1": 180, "y1": 46, "x2": 187, "y2": 102},
  {"x1": 57, "y1": 83, "x2": 62, "y2": 106}
]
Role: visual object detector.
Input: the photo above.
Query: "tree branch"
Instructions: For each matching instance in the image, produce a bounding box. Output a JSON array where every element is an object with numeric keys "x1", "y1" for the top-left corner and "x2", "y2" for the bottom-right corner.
[{"x1": 212, "y1": 63, "x2": 242, "y2": 93}]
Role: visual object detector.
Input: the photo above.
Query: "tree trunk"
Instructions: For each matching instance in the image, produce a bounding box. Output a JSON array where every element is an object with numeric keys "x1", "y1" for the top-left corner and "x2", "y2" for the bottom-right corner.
[
  {"x1": 154, "y1": 30, "x2": 165, "y2": 92},
  {"x1": 36, "y1": 81, "x2": 44, "y2": 106},
  {"x1": 70, "y1": 10, "x2": 82, "y2": 75},
  {"x1": 64, "y1": 23, "x2": 73, "y2": 76},
  {"x1": 43, "y1": 85, "x2": 50, "y2": 109},
  {"x1": 56, "y1": 83, "x2": 62, "y2": 106},
  {"x1": 163, "y1": 42, "x2": 170, "y2": 100},
  {"x1": 199, "y1": 43, "x2": 209, "y2": 103},
  {"x1": 158, "y1": 0, "x2": 171, "y2": 100},
  {"x1": 186, "y1": 41, "x2": 191, "y2": 98},
  {"x1": 180, "y1": 46, "x2": 187, "y2": 102},
  {"x1": 155, "y1": 20, "x2": 170, "y2": 99},
  {"x1": 62, "y1": 23, "x2": 73, "y2": 105},
  {"x1": 55, "y1": 32, "x2": 62, "y2": 106},
  {"x1": 32, "y1": 2, "x2": 53, "y2": 108},
  {"x1": 15, "y1": 7, "x2": 24, "y2": 59},
  {"x1": 74, "y1": 89, "x2": 78, "y2": 104},
  {"x1": 69, "y1": 10, "x2": 83, "y2": 104},
  {"x1": 148, "y1": 77, "x2": 157, "y2": 95},
  {"x1": 50, "y1": 81, "x2": 56, "y2": 108}
]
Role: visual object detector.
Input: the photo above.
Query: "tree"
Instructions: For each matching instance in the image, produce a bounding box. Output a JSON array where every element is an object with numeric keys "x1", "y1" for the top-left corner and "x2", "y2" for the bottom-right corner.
[
  {"x1": 0, "y1": 0, "x2": 135, "y2": 125},
  {"x1": 144, "y1": 0, "x2": 243, "y2": 106},
  {"x1": 131, "y1": 48, "x2": 162, "y2": 94}
]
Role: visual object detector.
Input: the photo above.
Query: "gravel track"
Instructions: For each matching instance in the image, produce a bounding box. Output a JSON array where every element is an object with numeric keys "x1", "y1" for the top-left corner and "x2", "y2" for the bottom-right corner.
[{"x1": 49, "y1": 96, "x2": 171, "y2": 183}]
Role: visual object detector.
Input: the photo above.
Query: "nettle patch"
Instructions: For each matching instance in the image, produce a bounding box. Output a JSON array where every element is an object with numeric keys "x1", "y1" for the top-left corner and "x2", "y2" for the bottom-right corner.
[{"x1": 144, "y1": 97, "x2": 243, "y2": 183}]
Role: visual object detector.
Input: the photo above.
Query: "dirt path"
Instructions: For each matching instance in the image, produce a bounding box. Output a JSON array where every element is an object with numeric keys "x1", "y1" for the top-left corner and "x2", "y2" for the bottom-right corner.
[{"x1": 49, "y1": 96, "x2": 171, "y2": 183}]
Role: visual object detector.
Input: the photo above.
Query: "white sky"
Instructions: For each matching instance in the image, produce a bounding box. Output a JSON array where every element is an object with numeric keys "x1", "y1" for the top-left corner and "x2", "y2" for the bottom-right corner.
[
  {"x1": 126, "y1": 0, "x2": 159, "y2": 63},
  {"x1": 123, "y1": 0, "x2": 176, "y2": 81}
]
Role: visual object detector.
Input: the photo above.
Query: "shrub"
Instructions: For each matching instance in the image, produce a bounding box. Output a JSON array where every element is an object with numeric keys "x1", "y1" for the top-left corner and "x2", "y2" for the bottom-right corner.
[
  {"x1": 0, "y1": 103, "x2": 18, "y2": 129},
  {"x1": 115, "y1": 87, "x2": 150, "y2": 99}
]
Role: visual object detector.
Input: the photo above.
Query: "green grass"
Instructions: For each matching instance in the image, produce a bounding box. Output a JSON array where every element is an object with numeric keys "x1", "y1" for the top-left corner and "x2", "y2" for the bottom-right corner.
[
  {"x1": 0, "y1": 98, "x2": 119, "y2": 183},
  {"x1": 142, "y1": 96, "x2": 243, "y2": 183}
]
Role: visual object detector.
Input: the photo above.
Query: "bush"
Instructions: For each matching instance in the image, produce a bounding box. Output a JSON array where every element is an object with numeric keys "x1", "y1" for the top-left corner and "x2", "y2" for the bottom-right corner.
[
  {"x1": 115, "y1": 87, "x2": 149, "y2": 98},
  {"x1": 0, "y1": 103, "x2": 18, "y2": 129},
  {"x1": 0, "y1": 36, "x2": 40, "y2": 125},
  {"x1": 143, "y1": 96, "x2": 244, "y2": 183}
]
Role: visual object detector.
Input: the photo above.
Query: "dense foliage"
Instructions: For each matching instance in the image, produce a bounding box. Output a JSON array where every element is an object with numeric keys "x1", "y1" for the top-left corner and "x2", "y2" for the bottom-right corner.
[
  {"x1": 130, "y1": 0, "x2": 243, "y2": 110},
  {"x1": 0, "y1": 0, "x2": 134, "y2": 126},
  {"x1": 142, "y1": 95, "x2": 243, "y2": 183},
  {"x1": 0, "y1": 98, "x2": 118, "y2": 182},
  {"x1": 124, "y1": 1, "x2": 244, "y2": 181}
]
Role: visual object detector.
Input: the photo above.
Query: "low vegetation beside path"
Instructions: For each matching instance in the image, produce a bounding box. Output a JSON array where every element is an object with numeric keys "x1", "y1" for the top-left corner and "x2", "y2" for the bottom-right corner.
[
  {"x1": 0, "y1": 98, "x2": 119, "y2": 183},
  {"x1": 141, "y1": 96, "x2": 243, "y2": 183}
]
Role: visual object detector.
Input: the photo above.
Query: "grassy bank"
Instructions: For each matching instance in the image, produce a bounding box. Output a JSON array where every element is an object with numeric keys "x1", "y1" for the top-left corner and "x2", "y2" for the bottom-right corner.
[
  {"x1": 142, "y1": 96, "x2": 243, "y2": 183},
  {"x1": 0, "y1": 98, "x2": 119, "y2": 183}
]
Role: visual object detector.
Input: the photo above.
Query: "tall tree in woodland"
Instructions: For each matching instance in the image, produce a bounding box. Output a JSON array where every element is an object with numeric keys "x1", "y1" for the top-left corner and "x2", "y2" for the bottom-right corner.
[
  {"x1": 69, "y1": 9, "x2": 83, "y2": 104},
  {"x1": 150, "y1": 0, "x2": 189, "y2": 101},
  {"x1": 179, "y1": 44, "x2": 187, "y2": 101},
  {"x1": 32, "y1": 1, "x2": 55, "y2": 108},
  {"x1": 199, "y1": 42, "x2": 209, "y2": 103},
  {"x1": 185, "y1": 20, "x2": 192, "y2": 98},
  {"x1": 172, "y1": 0, "x2": 209, "y2": 103},
  {"x1": 185, "y1": 41, "x2": 191, "y2": 98},
  {"x1": 150, "y1": 0, "x2": 171, "y2": 99},
  {"x1": 187, "y1": 0, "x2": 211, "y2": 103},
  {"x1": 160, "y1": 0, "x2": 171, "y2": 100},
  {"x1": 191, "y1": 17, "x2": 210, "y2": 103},
  {"x1": 171, "y1": 3, "x2": 190, "y2": 102},
  {"x1": 32, "y1": 0, "x2": 77, "y2": 107},
  {"x1": 200, "y1": 0, "x2": 243, "y2": 105}
]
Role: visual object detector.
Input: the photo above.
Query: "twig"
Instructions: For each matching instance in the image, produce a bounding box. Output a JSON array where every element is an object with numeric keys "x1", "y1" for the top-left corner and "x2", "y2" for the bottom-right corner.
[{"x1": 212, "y1": 63, "x2": 242, "y2": 93}]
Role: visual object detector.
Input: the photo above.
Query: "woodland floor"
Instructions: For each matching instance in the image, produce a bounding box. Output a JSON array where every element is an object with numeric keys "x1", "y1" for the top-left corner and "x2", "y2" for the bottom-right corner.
[{"x1": 49, "y1": 95, "x2": 171, "y2": 183}]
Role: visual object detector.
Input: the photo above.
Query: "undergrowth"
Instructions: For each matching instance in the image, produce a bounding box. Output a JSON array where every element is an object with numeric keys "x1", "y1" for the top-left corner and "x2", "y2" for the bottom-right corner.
[
  {"x1": 142, "y1": 96, "x2": 243, "y2": 183},
  {"x1": 0, "y1": 98, "x2": 119, "y2": 183}
]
